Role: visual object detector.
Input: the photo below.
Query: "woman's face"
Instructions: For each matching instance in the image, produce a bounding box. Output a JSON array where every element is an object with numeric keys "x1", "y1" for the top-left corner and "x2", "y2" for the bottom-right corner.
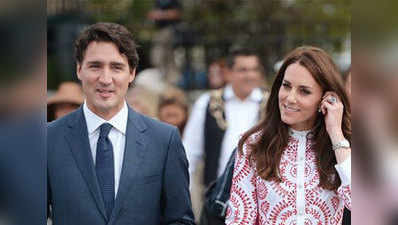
[
  {"x1": 158, "y1": 104, "x2": 186, "y2": 128},
  {"x1": 278, "y1": 63, "x2": 323, "y2": 131}
]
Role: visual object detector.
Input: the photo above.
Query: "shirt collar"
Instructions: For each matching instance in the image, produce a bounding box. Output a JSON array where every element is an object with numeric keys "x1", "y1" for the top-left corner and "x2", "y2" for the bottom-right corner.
[
  {"x1": 289, "y1": 127, "x2": 314, "y2": 139},
  {"x1": 223, "y1": 84, "x2": 263, "y2": 102},
  {"x1": 83, "y1": 101, "x2": 128, "y2": 135}
]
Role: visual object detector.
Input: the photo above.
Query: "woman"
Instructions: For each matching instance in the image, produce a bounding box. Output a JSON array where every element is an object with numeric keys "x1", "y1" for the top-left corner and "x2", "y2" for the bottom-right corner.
[
  {"x1": 158, "y1": 92, "x2": 188, "y2": 134},
  {"x1": 226, "y1": 46, "x2": 351, "y2": 225}
]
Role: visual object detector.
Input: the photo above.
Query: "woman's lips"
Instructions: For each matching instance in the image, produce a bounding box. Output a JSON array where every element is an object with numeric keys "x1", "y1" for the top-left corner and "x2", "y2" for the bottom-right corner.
[{"x1": 283, "y1": 104, "x2": 299, "y2": 112}]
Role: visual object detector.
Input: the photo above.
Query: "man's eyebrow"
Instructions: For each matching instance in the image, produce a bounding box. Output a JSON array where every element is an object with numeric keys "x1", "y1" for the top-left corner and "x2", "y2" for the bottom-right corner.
[
  {"x1": 110, "y1": 62, "x2": 126, "y2": 67},
  {"x1": 86, "y1": 61, "x2": 102, "y2": 65}
]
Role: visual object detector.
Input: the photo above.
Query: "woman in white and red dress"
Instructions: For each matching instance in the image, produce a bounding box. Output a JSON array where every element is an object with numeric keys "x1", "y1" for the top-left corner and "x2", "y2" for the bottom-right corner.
[{"x1": 226, "y1": 46, "x2": 351, "y2": 225}]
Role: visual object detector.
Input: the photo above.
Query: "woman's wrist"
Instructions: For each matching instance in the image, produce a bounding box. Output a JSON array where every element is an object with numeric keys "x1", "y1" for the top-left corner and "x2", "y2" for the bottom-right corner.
[{"x1": 328, "y1": 130, "x2": 345, "y2": 145}]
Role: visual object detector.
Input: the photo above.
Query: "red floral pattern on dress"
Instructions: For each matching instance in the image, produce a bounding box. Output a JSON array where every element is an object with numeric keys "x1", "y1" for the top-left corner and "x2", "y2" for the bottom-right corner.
[{"x1": 226, "y1": 131, "x2": 351, "y2": 225}]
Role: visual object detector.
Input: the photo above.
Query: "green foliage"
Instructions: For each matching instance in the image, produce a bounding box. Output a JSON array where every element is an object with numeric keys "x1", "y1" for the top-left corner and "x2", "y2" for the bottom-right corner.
[
  {"x1": 183, "y1": 0, "x2": 350, "y2": 72},
  {"x1": 82, "y1": 0, "x2": 350, "y2": 64}
]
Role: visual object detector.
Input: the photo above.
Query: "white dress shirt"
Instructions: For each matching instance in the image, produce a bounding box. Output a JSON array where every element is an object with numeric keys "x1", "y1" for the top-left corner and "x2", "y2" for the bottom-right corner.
[
  {"x1": 183, "y1": 85, "x2": 264, "y2": 179},
  {"x1": 83, "y1": 101, "x2": 128, "y2": 198}
]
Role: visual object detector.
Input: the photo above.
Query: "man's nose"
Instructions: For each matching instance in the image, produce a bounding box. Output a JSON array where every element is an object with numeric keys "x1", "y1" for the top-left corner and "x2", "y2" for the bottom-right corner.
[{"x1": 98, "y1": 68, "x2": 112, "y2": 85}]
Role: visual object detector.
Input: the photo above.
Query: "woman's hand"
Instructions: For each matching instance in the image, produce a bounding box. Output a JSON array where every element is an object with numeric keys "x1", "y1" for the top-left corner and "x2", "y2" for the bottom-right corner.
[
  {"x1": 320, "y1": 91, "x2": 350, "y2": 163},
  {"x1": 320, "y1": 91, "x2": 345, "y2": 145}
]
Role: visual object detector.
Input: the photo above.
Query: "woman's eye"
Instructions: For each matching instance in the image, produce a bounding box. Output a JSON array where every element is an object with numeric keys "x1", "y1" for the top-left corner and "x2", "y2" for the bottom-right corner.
[{"x1": 301, "y1": 89, "x2": 311, "y2": 95}]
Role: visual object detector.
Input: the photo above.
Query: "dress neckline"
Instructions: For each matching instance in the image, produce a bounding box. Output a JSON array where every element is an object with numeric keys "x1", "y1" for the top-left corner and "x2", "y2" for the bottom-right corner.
[{"x1": 289, "y1": 128, "x2": 313, "y2": 139}]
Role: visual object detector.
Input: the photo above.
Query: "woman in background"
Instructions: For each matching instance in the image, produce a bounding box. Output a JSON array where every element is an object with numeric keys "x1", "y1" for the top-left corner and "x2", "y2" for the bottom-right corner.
[
  {"x1": 158, "y1": 87, "x2": 188, "y2": 134},
  {"x1": 47, "y1": 81, "x2": 84, "y2": 122}
]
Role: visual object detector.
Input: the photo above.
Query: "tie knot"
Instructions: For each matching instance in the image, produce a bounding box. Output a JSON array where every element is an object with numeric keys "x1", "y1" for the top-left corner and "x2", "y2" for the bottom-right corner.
[{"x1": 99, "y1": 123, "x2": 113, "y2": 138}]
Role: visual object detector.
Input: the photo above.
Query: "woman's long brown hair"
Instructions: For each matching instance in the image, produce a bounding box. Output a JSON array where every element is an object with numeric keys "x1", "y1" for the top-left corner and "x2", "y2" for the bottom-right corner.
[{"x1": 238, "y1": 46, "x2": 351, "y2": 191}]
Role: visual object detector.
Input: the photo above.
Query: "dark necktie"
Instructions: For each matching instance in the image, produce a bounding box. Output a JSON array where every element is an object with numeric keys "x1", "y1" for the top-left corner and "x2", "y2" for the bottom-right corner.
[{"x1": 96, "y1": 123, "x2": 114, "y2": 219}]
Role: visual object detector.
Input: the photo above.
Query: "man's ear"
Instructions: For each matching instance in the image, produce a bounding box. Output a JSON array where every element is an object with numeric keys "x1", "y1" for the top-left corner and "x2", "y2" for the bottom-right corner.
[
  {"x1": 76, "y1": 63, "x2": 82, "y2": 80},
  {"x1": 129, "y1": 68, "x2": 136, "y2": 83}
]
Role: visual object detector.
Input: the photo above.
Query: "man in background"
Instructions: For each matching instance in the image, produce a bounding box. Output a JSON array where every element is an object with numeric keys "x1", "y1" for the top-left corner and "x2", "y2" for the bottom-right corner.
[{"x1": 183, "y1": 49, "x2": 269, "y2": 188}]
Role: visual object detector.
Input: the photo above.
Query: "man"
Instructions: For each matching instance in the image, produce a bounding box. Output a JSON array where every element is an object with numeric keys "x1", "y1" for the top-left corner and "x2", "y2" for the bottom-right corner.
[
  {"x1": 47, "y1": 22, "x2": 195, "y2": 225},
  {"x1": 183, "y1": 49, "x2": 269, "y2": 187}
]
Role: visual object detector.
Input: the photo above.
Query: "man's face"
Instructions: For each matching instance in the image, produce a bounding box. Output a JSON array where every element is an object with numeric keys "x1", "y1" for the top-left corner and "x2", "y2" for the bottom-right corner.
[
  {"x1": 77, "y1": 41, "x2": 135, "y2": 119},
  {"x1": 229, "y1": 55, "x2": 263, "y2": 100}
]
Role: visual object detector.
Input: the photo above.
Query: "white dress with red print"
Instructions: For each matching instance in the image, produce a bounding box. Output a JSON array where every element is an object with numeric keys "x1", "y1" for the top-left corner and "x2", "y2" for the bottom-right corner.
[{"x1": 225, "y1": 129, "x2": 351, "y2": 225}]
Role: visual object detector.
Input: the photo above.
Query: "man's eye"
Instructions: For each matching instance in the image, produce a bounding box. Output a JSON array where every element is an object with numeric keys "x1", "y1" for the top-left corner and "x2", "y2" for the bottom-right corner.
[
  {"x1": 112, "y1": 65, "x2": 123, "y2": 71},
  {"x1": 90, "y1": 65, "x2": 100, "y2": 68}
]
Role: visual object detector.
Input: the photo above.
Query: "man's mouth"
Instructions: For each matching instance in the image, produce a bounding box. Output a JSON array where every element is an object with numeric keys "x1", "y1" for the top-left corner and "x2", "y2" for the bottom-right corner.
[{"x1": 96, "y1": 88, "x2": 114, "y2": 98}]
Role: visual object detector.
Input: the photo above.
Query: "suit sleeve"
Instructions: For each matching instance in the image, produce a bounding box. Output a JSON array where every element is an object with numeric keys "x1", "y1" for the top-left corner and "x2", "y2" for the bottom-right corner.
[{"x1": 162, "y1": 127, "x2": 196, "y2": 225}]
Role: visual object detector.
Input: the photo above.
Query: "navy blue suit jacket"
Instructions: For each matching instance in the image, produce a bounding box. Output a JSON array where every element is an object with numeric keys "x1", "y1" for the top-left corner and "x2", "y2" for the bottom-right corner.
[{"x1": 47, "y1": 106, "x2": 195, "y2": 225}]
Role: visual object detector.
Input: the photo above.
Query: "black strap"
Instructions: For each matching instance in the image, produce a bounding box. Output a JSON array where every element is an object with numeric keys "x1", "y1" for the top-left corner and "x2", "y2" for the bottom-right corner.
[{"x1": 204, "y1": 148, "x2": 237, "y2": 218}]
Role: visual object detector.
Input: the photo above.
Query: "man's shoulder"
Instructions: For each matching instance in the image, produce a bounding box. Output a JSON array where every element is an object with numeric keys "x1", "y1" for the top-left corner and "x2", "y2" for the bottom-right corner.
[
  {"x1": 192, "y1": 91, "x2": 212, "y2": 108},
  {"x1": 133, "y1": 111, "x2": 178, "y2": 136}
]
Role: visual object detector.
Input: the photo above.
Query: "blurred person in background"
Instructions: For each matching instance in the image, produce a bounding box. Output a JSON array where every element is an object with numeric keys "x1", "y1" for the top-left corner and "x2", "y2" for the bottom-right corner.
[
  {"x1": 354, "y1": 51, "x2": 398, "y2": 225},
  {"x1": 226, "y1": 46, "x2": 351, "y2": 225},
  {"x1": 207, "y1": 58, "x2": 228, "y2": 90},
  {"x1": 183, "y1": 48, "x2": 269, "y2": 189},
  {"x1": 158, "y1": 87, "x2": 188, "y2": 134},
  {"x1": 134, "y1": 67, "x2": 167, "y2": 95},
  {"x1": 0, "y1": 8, "x2": 46, "y2": 225},
  {"x1": 126, "y1": 85, "x2": 159, "y2": 118},
  {"x1": 47, "y1": 81, "x2": 84, "y2": 122},
  {"x1": 47, "y1": 22, "x2": 194, "y2": 225},
  {"x1": 342, "y1": 67, "x2": 351, "y2": 103},
  {"x1": 147, "y1": 0, "x2": 182, "y2": 84}
]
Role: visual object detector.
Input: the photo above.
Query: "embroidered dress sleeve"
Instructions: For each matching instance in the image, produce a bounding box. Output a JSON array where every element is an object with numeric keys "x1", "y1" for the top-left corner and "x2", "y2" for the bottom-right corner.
[
  {"x1": 226, "y1": 144, "x2": 258, "y2": 225},
  {"x1": 335, "y1": 155, "x2": 351, "y2": 210}
]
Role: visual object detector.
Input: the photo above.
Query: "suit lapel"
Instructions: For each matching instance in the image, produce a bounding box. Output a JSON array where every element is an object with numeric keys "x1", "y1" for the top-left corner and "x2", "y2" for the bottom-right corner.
[
  {"x1": 64, "y1": 108, "x2": 108, "y2": 221},
  {"x1": 110, "y1": 107, "x2": 147, "y2": 222}
]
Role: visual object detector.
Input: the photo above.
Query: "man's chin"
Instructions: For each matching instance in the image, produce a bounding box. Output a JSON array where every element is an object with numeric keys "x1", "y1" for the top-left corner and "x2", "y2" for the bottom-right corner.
[{"x1": 92, "y1": 101, "x2": 116, "y2": 112}]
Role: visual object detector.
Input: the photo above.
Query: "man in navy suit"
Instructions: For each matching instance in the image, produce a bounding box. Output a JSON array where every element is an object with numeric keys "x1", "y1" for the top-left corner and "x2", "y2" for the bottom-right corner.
[{"x1": 47, "y1": 22, "x2": 195, "y2": 225}]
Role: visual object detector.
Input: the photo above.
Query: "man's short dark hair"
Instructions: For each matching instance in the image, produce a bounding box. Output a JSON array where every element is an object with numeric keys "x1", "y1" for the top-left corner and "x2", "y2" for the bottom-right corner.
[
  {"x1": 226, "y1": 48, "x2": 258, "y2": 69},
  {"x1": 74, "y1": 22, "x2": 139, "y2": 70}
]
